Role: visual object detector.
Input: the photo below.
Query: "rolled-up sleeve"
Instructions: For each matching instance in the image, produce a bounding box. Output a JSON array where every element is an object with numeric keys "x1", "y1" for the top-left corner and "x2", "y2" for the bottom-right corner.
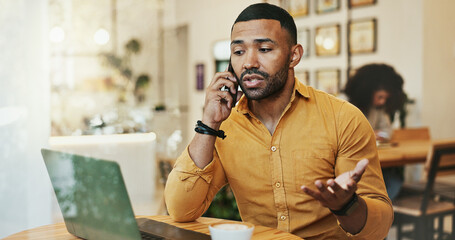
[
  {"x1": 164, "y1": 146, "x2": 227, "y2": 222},
  {"x1": 335, "y1": 102, "x2": 394, "y2": 239}
]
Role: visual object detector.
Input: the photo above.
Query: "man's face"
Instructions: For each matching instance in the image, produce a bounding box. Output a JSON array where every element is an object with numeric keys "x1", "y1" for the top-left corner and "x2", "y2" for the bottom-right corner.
[{"x1": 230, "y1": 19, "x2": 293, "y2": 100}]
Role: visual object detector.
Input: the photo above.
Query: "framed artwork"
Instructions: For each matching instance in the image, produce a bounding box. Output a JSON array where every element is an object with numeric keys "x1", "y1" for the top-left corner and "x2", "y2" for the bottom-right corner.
[
  {"x1": 297, "y1": 28, "x2": 310, "y2": 58},
  {"x1": 349, "y1": 0, "x2": 376, "y2": 8},
  {"x1": 282, "y1": 0, "x2": 309, "y2": 18},
  {"x1": 347, "y1": 67, "x2": 357, "y2": 81},
  {"x1": 315, "y1": 24, "x2": 340, "y2": 56},
  {"x1": 348, "y1": 18, "x2": 377, "y2": 54},
  {"x1": 196, "y1": 63, "x2": 205, "y2": 90},
  {"x1": 316, "y1": 69, "x2": 340, "y2": 95},
  {"x1": 263, "y1": 0, "x2": 282, "y2": 6},
  {"x1": 316, "y1": 0, "x2": 340, "y2": 14},
  {"x1": 295, "y1": 70, "x2": 310, "y2": 85}
]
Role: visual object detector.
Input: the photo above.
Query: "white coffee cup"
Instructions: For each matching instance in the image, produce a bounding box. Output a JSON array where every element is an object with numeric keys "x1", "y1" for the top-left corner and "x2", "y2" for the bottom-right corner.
[{"x1": 209, "y1": 222, "x2": 255, "y2": 240}]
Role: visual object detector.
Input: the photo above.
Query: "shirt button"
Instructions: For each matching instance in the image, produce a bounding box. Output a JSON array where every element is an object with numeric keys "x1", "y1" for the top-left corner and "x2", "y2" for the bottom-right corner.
[
  {"x1": 280, "y1": 215, "x2": 287, "y2": 221},
  {"x1": 275, "y1": 182, "x2": 281, "y2": 188},
  {"x1": 271, "y1": 146, "x2": 277, "y2": 152}
]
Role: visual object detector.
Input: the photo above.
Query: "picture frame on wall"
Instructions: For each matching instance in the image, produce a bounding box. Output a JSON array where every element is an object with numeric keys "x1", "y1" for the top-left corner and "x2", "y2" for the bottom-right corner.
[
  {"x1": 348, "y1": 18, "x2": 377, "y2": 54},
  {"x1": 297, "y1": 28, "x2": 310, "y2": 58},
  {"x1": 196, "y1": 63, "x2": 205, "y2": 90},
  {"x1": 348, "y1": 0, "x2": 376, "y2": 8},
  {"x1": 316, "y1": 0, "x2": 340, "y2": 14},
  {"x1": 295, "y1": 70, "x2": 310, "y2": 86},
  {"x1": 281, "y1": 0, "x2": 309, "y2": 18},
  {"x1": 263, "y1": 0, "x2": 282, "y2": 7},
  {"x1": 316, "y1": 69, "x2": 340, "y2": 95},
  {"x1": 315, "y1": 24, "x2": 340, "y2": 56}
]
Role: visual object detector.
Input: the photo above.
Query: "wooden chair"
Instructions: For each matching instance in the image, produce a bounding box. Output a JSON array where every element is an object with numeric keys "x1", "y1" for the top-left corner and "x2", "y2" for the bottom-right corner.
[
  {"x1": 391, "y1": 127, "x2": 431, "y2": 142},
  {"x1": 393, "y1": 139, "x2": 455, "y2": 240},
  {"x1": 156, "y1": 158, "x2": 176, "y2": 215}
]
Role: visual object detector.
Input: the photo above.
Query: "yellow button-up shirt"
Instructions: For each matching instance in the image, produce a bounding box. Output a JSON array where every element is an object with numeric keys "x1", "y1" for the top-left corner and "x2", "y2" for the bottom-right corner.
[{"x1": 165, "y1": 79, "x2": 393, "y2": 239}]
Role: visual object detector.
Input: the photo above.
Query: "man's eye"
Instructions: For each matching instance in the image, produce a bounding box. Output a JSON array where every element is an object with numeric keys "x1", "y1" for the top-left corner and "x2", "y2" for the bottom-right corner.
[
  {"x1": 233, "y1": 50, "x2": 244, "y2": 55},
  {"x1": 259, "y1": 48, "x2": 271, "y2": 53}
]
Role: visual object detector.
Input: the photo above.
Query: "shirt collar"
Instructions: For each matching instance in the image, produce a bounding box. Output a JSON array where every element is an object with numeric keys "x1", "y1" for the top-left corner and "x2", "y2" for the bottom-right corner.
[{"x1": 235, "y1": 77, "x2": 311, "y2": 115}]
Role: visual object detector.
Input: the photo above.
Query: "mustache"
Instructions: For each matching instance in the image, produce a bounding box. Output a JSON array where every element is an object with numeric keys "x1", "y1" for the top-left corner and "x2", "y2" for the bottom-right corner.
[{"x1": 240, "y1": 68, "x2": 269, "y2": 80}]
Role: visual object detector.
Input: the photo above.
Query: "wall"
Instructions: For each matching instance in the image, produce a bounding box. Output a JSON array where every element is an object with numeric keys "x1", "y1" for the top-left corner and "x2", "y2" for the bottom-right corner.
[
  {"x1": 351, "y1": 0, "x2": 424, "y2": 128},
  {"x1": 167, "y1": 0, "x2": 429, "y2": 144},
  {"x1": 292, "y1": 0, "x2": 423, "y2": 127},
  {"x1": 422, "y1": 0, "x2": 455, "y2": 139},
  {"x1": 0, "y1": 0, "x2": 52, "y2": 237},
  {"x1": 168, "y1": 0, "x2": 259, "y2": 141}
]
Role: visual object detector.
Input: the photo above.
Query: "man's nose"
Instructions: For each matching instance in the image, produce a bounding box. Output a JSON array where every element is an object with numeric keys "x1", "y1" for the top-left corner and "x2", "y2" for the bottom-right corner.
[{"x1": 243, "y1": 51, "x2": 259, "y2": 70}]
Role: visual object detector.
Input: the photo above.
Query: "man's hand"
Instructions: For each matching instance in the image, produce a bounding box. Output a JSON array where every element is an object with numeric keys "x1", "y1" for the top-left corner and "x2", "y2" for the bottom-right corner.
[
  {"x1": 301, "y1": 159, "x2": 369, "y2": 211},
  {"x1": 202, "y1": 71, "x2": 242, "y2": 129},
  {"x1": 188, "y1": 70, "x2": 242, "y2": 169}
]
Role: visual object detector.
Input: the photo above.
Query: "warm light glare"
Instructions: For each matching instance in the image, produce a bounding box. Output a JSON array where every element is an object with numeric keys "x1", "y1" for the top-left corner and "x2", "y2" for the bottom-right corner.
[
  {"x1": 213, "y1": 40, "x2": 231, "y2": 60},
  {"x1": 49, "y1": 26, "x2": 65, "y2": 43},
  {"x1": 94, "y1": 28, "x2": 110, "y2": 45},
  {"x1": 323, "y1": 38, "x2": 335, "y2": 50},
  {"x1": 315, "y1": 36, "x2": 323, "y2": 45}
]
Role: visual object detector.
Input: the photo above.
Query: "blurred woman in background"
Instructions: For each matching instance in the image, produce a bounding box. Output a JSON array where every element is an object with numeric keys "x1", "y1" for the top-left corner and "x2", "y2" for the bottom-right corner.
[{"x1": 344, "y1": 63, "x2": 406, "y2": 200}]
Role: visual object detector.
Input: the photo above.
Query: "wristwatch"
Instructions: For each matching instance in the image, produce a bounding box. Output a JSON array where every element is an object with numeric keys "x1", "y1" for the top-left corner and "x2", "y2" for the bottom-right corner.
[{"x1": 330, "y1": 193, "x2": 359, "y2": 216}]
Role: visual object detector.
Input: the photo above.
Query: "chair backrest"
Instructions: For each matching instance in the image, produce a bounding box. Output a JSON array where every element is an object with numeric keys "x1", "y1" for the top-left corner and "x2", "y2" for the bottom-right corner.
[
  {"x1": 158, "y1": 158, "x2": 174, "y2": 185},
  {"x1": 49, "y1": 133, "x2": 158, "y2": 217},
  {"x1": 421, "y1": 139, "x2": 455, "y2": 212},
  {"x1": 391, "y1": 127, "x2": 431, "y2": 142}
]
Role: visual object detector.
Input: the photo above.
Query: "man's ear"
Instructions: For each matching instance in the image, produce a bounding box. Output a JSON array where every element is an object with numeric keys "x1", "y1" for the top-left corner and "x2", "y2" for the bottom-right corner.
[{"x1": 289, "y1": 44, "x2": 303, "y2": 68}]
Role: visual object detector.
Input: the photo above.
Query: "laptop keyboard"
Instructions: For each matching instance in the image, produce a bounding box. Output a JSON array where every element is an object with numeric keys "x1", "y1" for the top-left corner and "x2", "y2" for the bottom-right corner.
[
  {"x1": 140, "y1": 231, "x2": 165, "y2": 240},
  {"x1": 137, "y1": 218, "x2": 211, "y2": 240}
]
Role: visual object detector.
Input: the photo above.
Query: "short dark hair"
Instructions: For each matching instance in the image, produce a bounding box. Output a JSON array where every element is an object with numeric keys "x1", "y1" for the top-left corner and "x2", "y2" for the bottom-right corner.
[
  {"x1": 344, "y1": 63, "x2": 406, "y2": 116},
  {"x1": 232, "y1": 3, "x2": 297, "y2": 45}
]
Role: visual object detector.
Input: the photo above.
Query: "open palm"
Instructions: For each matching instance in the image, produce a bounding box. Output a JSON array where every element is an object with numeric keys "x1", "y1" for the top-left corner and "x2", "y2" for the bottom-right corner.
[{"x1": 301, "y1": 159, "x2": 369, "y2": 211}]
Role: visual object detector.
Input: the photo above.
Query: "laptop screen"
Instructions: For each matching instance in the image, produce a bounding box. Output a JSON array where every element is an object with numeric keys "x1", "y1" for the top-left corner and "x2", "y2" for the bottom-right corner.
[{"x1": 41, "y1": 149, "x2": 141, "y2": 240}]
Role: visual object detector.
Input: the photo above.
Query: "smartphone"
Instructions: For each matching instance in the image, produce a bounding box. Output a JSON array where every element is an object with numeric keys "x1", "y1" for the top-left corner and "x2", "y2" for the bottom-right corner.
[{"x1": 227, "y1": 61, "x2": 239, "y2": 104}]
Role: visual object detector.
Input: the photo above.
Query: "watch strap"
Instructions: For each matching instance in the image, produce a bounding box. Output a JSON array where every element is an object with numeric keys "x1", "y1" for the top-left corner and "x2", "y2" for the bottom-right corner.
[{"x1": 330, "y1": 193, "x2": 359, "y2": 216}]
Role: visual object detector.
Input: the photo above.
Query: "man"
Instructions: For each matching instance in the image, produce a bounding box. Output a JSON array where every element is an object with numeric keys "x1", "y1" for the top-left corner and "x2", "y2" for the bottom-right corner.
[{"x1": 165, "y1": 3, "x2": 392, "y2": 239}]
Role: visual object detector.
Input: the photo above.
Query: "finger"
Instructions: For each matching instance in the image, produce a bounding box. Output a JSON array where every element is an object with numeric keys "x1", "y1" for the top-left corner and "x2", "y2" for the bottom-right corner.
[
  {"x1": 209, "y1": 72, "x2": 236, "y2": 87},
  {"x1": 301, "y1": 185, "x2": 323, "y2": 201},
  {"x1": 346, "y1": 179, "x2": 358, "y2": 192},
  {"x1": 327, "y1": 179, "x2": 343, "y2": 193},
  {"x1": 315, "y1": 180, "x2": 337, "y2": 201},
  {"x1": 215, "y1": 91, "x2": 234, "y2": 108},
  {"x1": 226, "y1": 82, "x2": 238, "y2": 96},
  {"x1": 208, "y1": 86, "x2": 233, "y2": 102},
  {"x1": 350, "y1": 159, "x2": 369, "y2": 182},
  {"x1": 211, "y1": 78, "x2": 235, "y2": 93}
]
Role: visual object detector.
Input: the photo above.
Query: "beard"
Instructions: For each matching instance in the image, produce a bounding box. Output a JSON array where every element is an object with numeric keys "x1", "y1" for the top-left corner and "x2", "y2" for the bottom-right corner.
[{"x1": 236, "y1": 60, "x2": 290, "y2": 101}]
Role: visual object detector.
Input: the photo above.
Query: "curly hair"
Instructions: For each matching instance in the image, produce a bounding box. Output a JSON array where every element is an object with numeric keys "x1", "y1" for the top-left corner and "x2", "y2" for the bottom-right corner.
[{"x1": 344, "y1": 64, "x2": 406, "y2": 117}]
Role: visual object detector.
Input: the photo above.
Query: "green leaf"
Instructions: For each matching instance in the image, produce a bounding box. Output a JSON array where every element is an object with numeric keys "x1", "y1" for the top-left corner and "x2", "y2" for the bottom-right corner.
[
  {"x1": 125, "y1": 39, "x2": 141, "y2": 54},
  {"x1": 135, "y1": 74, "x2": 150, "y2": 90}
]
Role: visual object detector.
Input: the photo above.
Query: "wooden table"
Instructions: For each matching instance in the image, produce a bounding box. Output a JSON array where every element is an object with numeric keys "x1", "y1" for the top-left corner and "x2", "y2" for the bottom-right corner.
[
  {"x1": 378, "y1": 140, "x2": 431, "y2": 167},
  {"x1": 4, "y1": 215, "x2": 302, "y2": 240}
]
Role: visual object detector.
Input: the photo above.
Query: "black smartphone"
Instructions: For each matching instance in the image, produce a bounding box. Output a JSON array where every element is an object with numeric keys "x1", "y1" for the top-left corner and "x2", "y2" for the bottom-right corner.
[{"x1": 227, "y1": 61, "x2": 238, "y2": 104}]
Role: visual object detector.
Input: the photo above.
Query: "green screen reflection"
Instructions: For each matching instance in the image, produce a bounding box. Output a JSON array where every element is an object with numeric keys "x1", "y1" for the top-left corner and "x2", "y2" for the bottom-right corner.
[{"x1": 42, "y1": 149, "x2": 141, "y2": 240}]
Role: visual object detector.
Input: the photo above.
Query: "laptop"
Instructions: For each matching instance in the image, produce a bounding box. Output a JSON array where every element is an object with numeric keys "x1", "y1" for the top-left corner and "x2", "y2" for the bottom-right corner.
[{"x1": 41, "y1": 148, "x2": 211, "y2": 240}]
